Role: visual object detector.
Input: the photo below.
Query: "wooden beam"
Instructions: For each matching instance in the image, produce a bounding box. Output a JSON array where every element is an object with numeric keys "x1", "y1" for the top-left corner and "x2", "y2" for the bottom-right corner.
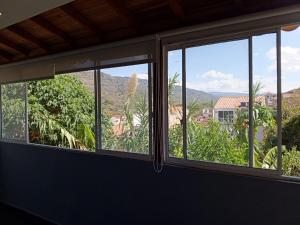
[
  {"x1": 31, "y1": 16, "x2": 76, "y2": 47},
  {"x1": 7, "y1": 26, "x2": 49, "y2": 52},
  {"x1": 233, "y1": 0, "x2": 246, "y2": 12},
  {"x1": 0, "y1": 50, "x2": 13, "y2": 61},
  {"x1": 105, "y1": 0, "x2": 138, "y2": 29},
  {"x1": 60, "y1": 4, "x2": 103, "y2": 39},
  {"x1": 168, "y1": 0, "x2": 185, "y2": 18},
  {"x1": 0, "y1": 35, "x2": 29, "y2": 55}
]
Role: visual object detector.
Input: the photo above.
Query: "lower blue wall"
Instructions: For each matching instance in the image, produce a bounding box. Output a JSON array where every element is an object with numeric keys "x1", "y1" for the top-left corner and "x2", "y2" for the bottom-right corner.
[{"x1": 0, "y1": 141, "x2": 300, "y2": 225}]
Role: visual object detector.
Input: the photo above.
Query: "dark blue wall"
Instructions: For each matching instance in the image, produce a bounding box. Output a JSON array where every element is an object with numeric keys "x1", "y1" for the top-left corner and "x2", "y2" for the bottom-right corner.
[{"x1": 0, "y1": 141, "x2": 300, "y2": 225}]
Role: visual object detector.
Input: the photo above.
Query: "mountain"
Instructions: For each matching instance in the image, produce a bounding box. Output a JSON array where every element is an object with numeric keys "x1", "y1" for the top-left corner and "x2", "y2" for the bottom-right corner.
[
  {"x1": 75, "y1": 71, "x2": 216, "y2": 112},
  {"x1": 173, "y1": 86, "x2": 217, "y2": 105},
  {"x1": 209, "y1": 92, "x2": 248, "y2": 97},
  {"x1": 286, "y1": 87, "x2": 300, "y2": 94}
]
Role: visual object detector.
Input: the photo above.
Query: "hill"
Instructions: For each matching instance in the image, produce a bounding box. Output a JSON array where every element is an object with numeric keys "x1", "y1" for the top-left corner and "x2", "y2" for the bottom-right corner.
[
  {"x1": 74, "y1": 71, "x2": 217, "y2": 112},
  {"x1": 209, "y1": 92, "x2": 248, "y2": 97}
]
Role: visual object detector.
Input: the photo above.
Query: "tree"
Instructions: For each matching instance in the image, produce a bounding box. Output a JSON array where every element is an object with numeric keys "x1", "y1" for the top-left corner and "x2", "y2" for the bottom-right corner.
[
  {"x1": 1, "y1": 82, "x2": 26, "y2": 140},
  {"x1": 28, "y1": 75, "x2": 96, "y2": 150},
  {"x1": 118, "y1": 74, "x2": 149, "y2": 153},
  {"x1": 282, "y1": 114, "x2": 300, "y2": 150}
]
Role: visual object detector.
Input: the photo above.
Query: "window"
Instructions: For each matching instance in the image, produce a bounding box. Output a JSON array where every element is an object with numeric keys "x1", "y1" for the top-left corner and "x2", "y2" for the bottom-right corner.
[
  {"x1": 100, "y1": 63, "x2": 151, "y2": 154},
  {"x1": 168, "y1": 39, "x2": 249, "y2": 167},
  {"x1": 28, "y1": 71, "x2": 96, "y2": 151},
  {"x1": 0, "y1": 18, "x2": 300, "y2": 179},
  {"x1": 168, "y1": 50, "x2": 183, "y2": 158},
  {"x1": 218, "y1": 111, "x2": 234, "y2": 123},
  {"x1": 1, "y1": 82, "x2": 26, "y2": 141},
  {"x1": 252, "y1": 33, "x2": 278, "y2": 170},
  {"x1": 165, "y1": 23, "x2": 300, "y2": 177},
  {"x1": 281, "y1": 25, "x2": 300, "y2": 176}
]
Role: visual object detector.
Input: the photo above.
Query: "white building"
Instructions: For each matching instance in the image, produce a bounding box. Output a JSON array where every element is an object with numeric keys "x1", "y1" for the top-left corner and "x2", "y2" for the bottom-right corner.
[{"x1": 213, "y1": 96, "x2": 266, "y2": 123}]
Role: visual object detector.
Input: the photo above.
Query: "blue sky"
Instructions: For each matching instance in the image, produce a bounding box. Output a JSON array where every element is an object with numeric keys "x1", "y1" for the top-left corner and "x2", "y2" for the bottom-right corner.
[
  {"x1": 103, "y1": 27, "x2": 300, "y2": 94},
  {"x1": 101, "y1": 64, "x2": 149, "y2": 80}
]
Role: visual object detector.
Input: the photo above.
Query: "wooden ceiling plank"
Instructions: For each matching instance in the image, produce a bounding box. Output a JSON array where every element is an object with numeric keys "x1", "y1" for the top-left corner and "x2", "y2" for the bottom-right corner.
[
  {"x1": 0, "y1": 50, "x2": 13, "y2": 61},
  {"x1": 168, "y1": 0, "x2": 185, "y2": 18},
  {"x1": 31, "y1": 16, "x2": 76, "y2": 47},
  {"x1": 105, "y1": 0, "x2": 139, "y2": 29},
  {"x1": 0, "y1": 35, "x2": 29, "y2": 55},
  {"x1": 60, "y1": 4, "x2": 103, "y2": 40},
  {"x1": 233, "y1": 0, "x2": 246, "y2": 12},
  {"x1": 7, "y1": 26, "x2": 49, "y2": 52}
]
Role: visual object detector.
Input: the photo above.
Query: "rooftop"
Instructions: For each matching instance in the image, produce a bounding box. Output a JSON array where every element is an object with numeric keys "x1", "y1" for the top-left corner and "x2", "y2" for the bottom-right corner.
[{"x1": 214, "y1": 95, "x2": 265, "y2": 109}]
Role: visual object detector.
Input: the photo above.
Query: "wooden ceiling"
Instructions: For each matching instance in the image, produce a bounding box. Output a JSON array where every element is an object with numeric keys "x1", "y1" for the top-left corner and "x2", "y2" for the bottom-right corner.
[{"x1": 0, "y1": 0, "x2": 299, "y2": 65}]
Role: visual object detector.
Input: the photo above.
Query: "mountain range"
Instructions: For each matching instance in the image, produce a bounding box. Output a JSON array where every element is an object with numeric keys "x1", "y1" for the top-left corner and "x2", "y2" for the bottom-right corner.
[{"x1": 75, "y1": 71, "x2": 258, "y2": 112}]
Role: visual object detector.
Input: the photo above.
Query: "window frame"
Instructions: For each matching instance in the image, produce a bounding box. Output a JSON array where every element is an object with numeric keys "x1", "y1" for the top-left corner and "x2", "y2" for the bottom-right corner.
[
  {"x1": 95, "y1": 61, "x2": 154, "y2": 158},
  {"x1": 0, "y1": 59, "x2": 154, "y2": 162},
  {"x1": 163, "y1": 28, "x2": 287, "y2": 178}
]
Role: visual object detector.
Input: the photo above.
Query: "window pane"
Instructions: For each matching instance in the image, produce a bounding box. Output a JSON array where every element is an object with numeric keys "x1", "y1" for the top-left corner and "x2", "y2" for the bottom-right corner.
[
  {"x1": 185, "y1": 40, "x2": 249, "y2": 166},
  {"x1": 101, "y1": 64, "x2": 150, "y2": 154},
  {"x1": 28, "y1": 71, "x2": 96, "y2": 151},
  {"x1": 281, "y1": 25, "x2": 300, "y2": 176},
  {"x1": 253, "y1": 33, "x2": 278, "y2": 170},
  {"x1": 1, "y1": 82, "x2": 26, "y2": 141},
  {"x1": 167, "y1": 50, "x2": 184, "y2": 158}
]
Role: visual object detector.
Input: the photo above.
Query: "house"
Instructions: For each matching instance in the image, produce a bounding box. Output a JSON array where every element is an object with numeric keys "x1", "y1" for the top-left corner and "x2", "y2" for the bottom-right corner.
[
  {"x1": 111, "y1": 114, "x2": 142, "y2": 136},
  {"x1": 265, "y1": 93, "x2": 277, "y2": 108},
  {"x1": 213, "y1": 96, "x2": 266, "y2": 123},
  {"x1": 196, "y1": 107, "x2": 213, "y2": 124}
]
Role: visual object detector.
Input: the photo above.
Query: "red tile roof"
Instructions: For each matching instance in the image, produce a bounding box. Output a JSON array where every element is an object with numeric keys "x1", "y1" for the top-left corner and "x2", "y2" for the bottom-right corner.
[{"x1": 214, "y1": 96, "x2": 265, "y2": 109}]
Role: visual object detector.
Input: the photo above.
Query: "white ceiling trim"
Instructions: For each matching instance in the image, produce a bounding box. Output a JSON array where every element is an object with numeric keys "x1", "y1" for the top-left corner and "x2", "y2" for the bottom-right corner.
[{"x1": 0, "y1": 0, "x2": 74, "y2": 29}]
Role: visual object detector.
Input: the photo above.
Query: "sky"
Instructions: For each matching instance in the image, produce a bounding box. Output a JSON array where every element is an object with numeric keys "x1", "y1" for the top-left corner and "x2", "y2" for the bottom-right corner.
[{"x1": 101, "y1": 27, "x2": 300, "y2": 94}]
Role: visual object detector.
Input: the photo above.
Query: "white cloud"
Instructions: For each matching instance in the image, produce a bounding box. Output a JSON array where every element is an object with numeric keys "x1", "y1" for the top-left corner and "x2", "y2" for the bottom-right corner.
[
  {"x1": 187, "y1": 70, "x2": 248, "y2": 93},
  {"x1": 201, "y1": 70, "x2": 233, "y2": 80},
  {"x1": 136, "y1": 73, "x2": 148, "y2": 80},
  {"x1": 254, "y1": 74, "x2": 277, "y2": 93},
  {"x1": 267, "y1": 46, "x2": 300, "y2": 72}
]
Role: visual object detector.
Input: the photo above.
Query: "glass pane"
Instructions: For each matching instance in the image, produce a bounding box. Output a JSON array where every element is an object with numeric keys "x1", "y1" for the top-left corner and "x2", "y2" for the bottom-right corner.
[
  {"x1": 167, "y1": 50, "x2": 184, "y2": 158},
  {"x1": 252, "y1": 33, "x2": 278, "y2": 170},
  {"x1": 28, "y1": 71, "x2": 96, "y2": 151},
  {"x1": 280, "y1": 25, "x2": 300, "y2": 176},
  {"x1": 185, "y1": 40, "x2": 249, "y2": 166},
  {"x1": 101, "y1": 64, "x2": 149, "y2": 154},
  {"x1": 1, "y1": 82, "x2": 26, "y2": 141}
]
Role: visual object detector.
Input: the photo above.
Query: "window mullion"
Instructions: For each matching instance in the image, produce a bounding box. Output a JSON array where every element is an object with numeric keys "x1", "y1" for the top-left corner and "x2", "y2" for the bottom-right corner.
[
  {"x1": 95, "y1": 69, "x2": 102, "y2": 151},
  {"x1": 182, "y1": 48, "x2": 188, "y2": 160},
  {"x1": 276, "y1": 29, "x2": 282, "y2": 175},
  {"x1": 0, "y1": 85, "x2": 2, "y2": 140},
  {"x1": 25, "y1": 82, "x2": 29, "y2": 144},
  {"x1": 148, "y1": 62, "x2": 153, "y2": 158},
  {"x1": 248, "y1": 37, "x2": 254, "y2": 168}
]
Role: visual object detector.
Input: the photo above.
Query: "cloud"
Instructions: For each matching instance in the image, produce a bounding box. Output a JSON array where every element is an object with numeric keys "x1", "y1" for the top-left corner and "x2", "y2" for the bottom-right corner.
[
  {"x1": 267, "y1": 46, "x2": 300, "y2": 72},
  {"x1": 136, "y1": 73, "x2": 148, "y2": 80},
  {"x1": 201, "y1": 70, "x2": 233, "y2": 80},
  {"x1": 187, "y1": 70, "x2": 248, "y2": 93},
  {"x1": 254, "y1": 74, "x2": 277, "y2": 93}
]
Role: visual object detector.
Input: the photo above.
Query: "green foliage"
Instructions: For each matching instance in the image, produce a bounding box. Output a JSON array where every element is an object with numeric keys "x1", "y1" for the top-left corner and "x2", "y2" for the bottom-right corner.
[
  {"x1": 101, "y1": 109, "x2": 116, "y2": 150},
  {"x1": 1, "y1": 83, "x2": 26, "y2": 140},
  {"x1": 2, "y1": 72, "x2": 300, "y2": 176},
  {"x1": 282, "y1": 113, "x2": 300, "y2": 150},
  {"x1": 282, "y1": 147, "x2": 300, "y2": 176},
  {"x1": 28, "y1": 75, "x2": 96, "y2": 150},
  {"x1": 187, "y1": 120, "x2": 248, "y2": 165},
  {"x1": 119, "y1": 95, "x2": 149, "y2": 153},
  {"x1": 168, "y1": 124, "x2": 183, "y2": 158}
]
